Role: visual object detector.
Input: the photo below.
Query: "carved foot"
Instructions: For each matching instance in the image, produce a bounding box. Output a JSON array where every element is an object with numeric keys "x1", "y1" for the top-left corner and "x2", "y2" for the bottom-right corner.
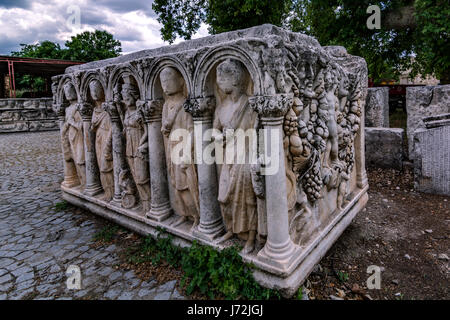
[
  {"x1": 241, "y1": 238, "x2": 255, "y2": 254},
  {"x1": 171, "y1": 216, "x2": 187, "y2": 228},
  {"x1": 216, "y1": 231, "x2": 233, "y2": 244},
  {"x1": 190, "y1": 217, "x2": 200, "y2": 232}
]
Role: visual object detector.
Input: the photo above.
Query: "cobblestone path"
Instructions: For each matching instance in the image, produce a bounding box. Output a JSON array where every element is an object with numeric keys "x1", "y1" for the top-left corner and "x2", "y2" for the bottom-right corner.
[{"x1": 0, "y1": 131, "x2": 185, "y2": 300}]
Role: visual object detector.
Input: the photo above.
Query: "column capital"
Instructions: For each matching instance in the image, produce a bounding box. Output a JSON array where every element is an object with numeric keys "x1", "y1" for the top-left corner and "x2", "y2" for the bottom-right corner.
[
  {"x1": 102, "y1": 101, "x2": 120, "y2": 121},
  {"x1": 77, "y1": 102, "x2": 94, "y2": 120},
  {"x1": 183, "y1": 96, "x2": 216, "y2": 119},
  {"x1": 138, "y1": 99, "x2": 163, "y2": 122},
  {"x1": 249, "y1": 93, "x2": 293, "y2": 119}
]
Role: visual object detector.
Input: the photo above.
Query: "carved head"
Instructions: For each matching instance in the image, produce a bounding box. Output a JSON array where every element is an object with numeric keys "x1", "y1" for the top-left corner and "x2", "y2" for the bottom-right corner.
[
  {"x1": 216, "y1": 59, "x2": 246, "y2": 95},
  {"x1": 159, "y1": 67, "x2": 184, "y2": 96},
  {"x1": 89, "y1": 79, "x2": 105, "y2": 102},
  {"x1": 121, "y1": 76, "x2": 140, "y2": 107},
  {"x1": 324, "y1": 70, "x2": 334, "y2": 91},
  {"x1": 63, "y1": 82, "x2": 77, "y2": 102}
]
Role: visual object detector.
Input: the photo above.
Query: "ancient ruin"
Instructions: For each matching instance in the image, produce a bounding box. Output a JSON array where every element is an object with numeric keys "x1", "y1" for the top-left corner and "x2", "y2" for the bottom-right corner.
[
  {"x1": 0, "y1": 98, "x2": 58, "y2": 133},
  {"x1": 51, "y1": 24, "x2": 369, "y2": 296}
]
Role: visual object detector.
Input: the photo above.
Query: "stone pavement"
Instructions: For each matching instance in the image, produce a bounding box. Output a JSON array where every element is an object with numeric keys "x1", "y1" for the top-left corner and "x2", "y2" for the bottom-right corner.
[{"x1": 0, "y1": 131, "x2": 185, "y2": 300}]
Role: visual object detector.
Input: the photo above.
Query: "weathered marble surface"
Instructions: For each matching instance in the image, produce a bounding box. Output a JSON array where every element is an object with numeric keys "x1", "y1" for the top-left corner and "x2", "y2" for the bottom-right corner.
[
  {"x1": 0, "y1": 98, "x2": 58, "y2": 133},
  {"x1": 414, "y1": 114, "x2": 450, "y2": 196},
  {"x1": 365, "y1": 87, "x2": 389, "y2": 127},
  {"x1": 365, "y1": 127, "x2": 404, "y2": 170},
  {"x1": 406, "y1": 85, "x2": 450, "y2": 159},
  {"x1": 52, "y1": 24, "x2": 368, "y2": 296}
]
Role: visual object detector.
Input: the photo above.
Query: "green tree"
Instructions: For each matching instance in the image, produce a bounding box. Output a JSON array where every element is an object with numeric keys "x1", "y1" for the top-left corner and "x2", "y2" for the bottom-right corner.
[
  {"x1": 152, "y1": 0, "x2": 290, "y2": 43},
  {"x1": 11, "y1": 40, "x2": 66, "y2": 59},
  {"x1": 64, "y1": 30, "x2": 122, "y2": 62},
  {"x1": 288, "y1": 0, "x2": 449, "y2": 83},
  {"x1": 153, "y1": 0, "x2": 449, "y2": 83}
]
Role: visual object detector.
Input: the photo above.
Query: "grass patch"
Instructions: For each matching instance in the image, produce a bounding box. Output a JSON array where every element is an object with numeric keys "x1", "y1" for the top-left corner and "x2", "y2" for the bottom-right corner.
[
  {"x1": 93, "y1": 225, "x2": 120, "y2": 242},
  {"x1": 126, "y1": 228, "x2": 281, "y2": 300},
  {"x1": 54, "y1": 200, "x2": 69, "y2": 211}
]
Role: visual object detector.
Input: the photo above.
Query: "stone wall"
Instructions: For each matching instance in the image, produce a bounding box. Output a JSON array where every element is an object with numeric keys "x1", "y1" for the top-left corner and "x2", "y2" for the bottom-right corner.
[
  {"x1": 406, "y1": 85, "x2": 450, "y2": 159},
  {"x1": 365, "y1": 87, "x2": 389, "y2": 127},
  {"x1": 51, "y1": 24, "x2": 369, "y2": 296},
  {"x1": 0, "y1": 98, "x2": 59, "y2": 133},
  {"x1": 414, "y1": 114, "x2": 450, "y2": 196},
  {"x1": 365, "y1": 127, "x2": 404, "y2": 170}
]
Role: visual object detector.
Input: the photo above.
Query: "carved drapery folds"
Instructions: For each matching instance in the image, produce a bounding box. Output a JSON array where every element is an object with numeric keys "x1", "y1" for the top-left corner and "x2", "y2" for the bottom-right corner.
[{"x1": 53, "y1": 25, "x2": 368, "y2": 286}]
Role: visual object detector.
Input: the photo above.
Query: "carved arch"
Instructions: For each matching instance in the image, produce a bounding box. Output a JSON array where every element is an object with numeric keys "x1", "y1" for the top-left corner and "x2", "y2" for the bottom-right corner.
[
  {"x1": 145, "y1": 56, "x2": 192, "y2": 100},
  {"x1": 192, "y1": 46, "x2": 264, "y2": 98},
  {"x1": 55, "y1": 74, "x2": 79, "y2": 105},
  {"x1": 79, "y1": 70, "x2": 108, "y2": 102},
  {"x1": 107, "y1": 63, "x2": 145, "y2": 101}
]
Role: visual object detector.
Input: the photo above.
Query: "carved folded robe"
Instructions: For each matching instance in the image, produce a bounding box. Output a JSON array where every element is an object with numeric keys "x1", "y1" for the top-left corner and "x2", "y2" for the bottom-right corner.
[
  {"x1": 124, "y1": 109, "x2": 149, "y2": 185},
  {"x1": 65, "y1": 104, "x2": 85, "y2": 165},
  {"x1": 163, "y1": 100, "x2": 200, "y2": 217},
  {"x1": 92, "y1": 108, "x2": 113, "y2": 173},
  {"x1": 215, "y1": 97, "x2": 259, "y2": 235}
]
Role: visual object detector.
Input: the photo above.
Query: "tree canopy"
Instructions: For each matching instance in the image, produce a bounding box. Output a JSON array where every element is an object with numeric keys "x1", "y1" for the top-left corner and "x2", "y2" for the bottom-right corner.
[
  {"x1": 153, "y1": 0, "x2": 449, "y2": 83},
  {"x1": 10, "y1": 30, "x2": 122, "y2": 95},
  {"x1": 11, "y1": 30, "x2": 122, "y2": 62}
]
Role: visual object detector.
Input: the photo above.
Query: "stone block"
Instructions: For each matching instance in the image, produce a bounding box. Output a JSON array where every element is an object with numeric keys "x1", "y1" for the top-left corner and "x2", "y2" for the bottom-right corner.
[
  {"x1": 414, "y1": 114, "x2": 450, "y2": 195},
  {"x1": 406, "y1": 85, "x2": 450, "y2": 159},
  {"x1": 365, "y1": 87, "x2": 389, "y2": 127},
  {"x1": 0, "y1": 98, "x2": 58, "y2": 133},
  {"x1": 365, "y1": 127, "x2": 404, "y2": 169}
]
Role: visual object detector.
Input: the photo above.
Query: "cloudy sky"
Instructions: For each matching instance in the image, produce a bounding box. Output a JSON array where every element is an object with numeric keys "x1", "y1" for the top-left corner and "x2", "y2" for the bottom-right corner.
[{"x1": 0, "y1": 0, "x2": 209, "y2": 55}]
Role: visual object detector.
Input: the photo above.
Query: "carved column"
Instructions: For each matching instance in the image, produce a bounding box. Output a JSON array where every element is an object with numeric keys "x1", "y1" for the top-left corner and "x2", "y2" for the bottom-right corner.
[
  {"x1": 54, "y1": 103, "x2": 79, "y2": 188},
  {"x1": 140, "y1": 99, "x2": 172, "y2": 221},
  {"x1": 103, "y1": 101, "x2": 126, "y2": 205},
  {"x1": 249, "y1": 94, "x2": 300, "y2": 269},
  {"x1": 184, "y1": 97, "x2": 224, "y2": 240},
  {"x1": 78, "y1": 102, "x2": 103, "y2": 196}
]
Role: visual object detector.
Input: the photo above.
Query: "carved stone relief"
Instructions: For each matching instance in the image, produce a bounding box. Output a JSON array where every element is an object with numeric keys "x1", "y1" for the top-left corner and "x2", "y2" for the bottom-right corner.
[
  {"x1": 53, "y1": 24, "x2": 368, "y2": 296},
  {"x1": 159, "y1": 67, "x2": 200, "y2": 229},
  {"x1": 89, "y1": 80, "x2": 114, "y2": 201},
  {"x1": 121, "y1": 76, "x2": 151, "y2": 212},
  {"x1": 62, "y1": 81, "x2": 86, "y2": 188}
]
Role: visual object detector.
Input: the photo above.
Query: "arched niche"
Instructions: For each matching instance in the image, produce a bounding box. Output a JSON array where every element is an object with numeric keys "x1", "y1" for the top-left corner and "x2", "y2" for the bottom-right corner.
[
  {"x1": 79, "y1": 71, "x2": 107, "y2": 105},
  {"x1": 56, "y1": 75, "x2": 79, "y2": 106},
  {"x1": 145, "y1": 57, "x2": 192, "y2": 101},
  {"x1": 107, "y1": 64, "x2": 145, "y2": 102},
  {"x1": 192, "y1": 46, "x2": 263, "y2": 98}
]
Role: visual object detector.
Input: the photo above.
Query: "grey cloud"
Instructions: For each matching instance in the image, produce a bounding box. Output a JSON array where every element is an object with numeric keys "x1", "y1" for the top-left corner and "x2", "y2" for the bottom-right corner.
[
  {"x1": 0, "y1": 0, "x2": 30, "y2": 9},
  {"x1": 94, "y1": 0, "x2": 156, "y2": 17}
]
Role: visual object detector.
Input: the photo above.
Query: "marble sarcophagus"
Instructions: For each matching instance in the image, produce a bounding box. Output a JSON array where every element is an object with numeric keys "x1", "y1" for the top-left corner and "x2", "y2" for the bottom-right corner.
[{"x1": 52, "y1": 24, "x2": 368, "y2": 296}]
